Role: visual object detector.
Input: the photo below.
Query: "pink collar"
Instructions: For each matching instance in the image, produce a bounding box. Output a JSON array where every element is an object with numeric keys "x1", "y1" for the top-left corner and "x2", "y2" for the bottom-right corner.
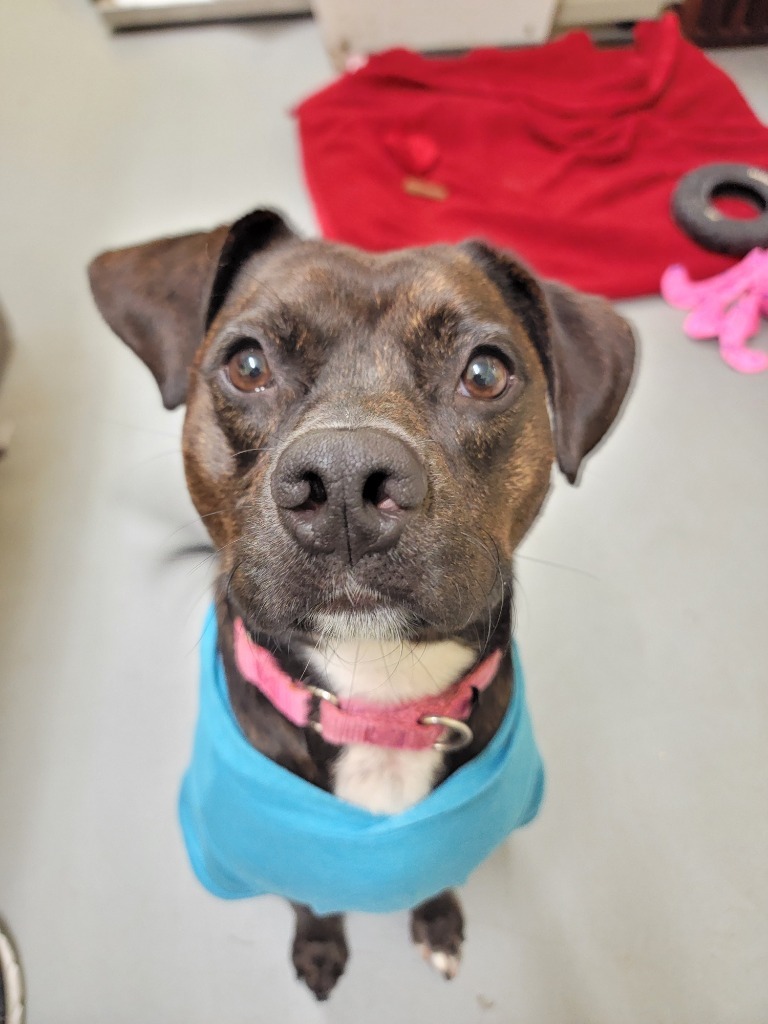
[{"x1": 233, "y1": 619, "x2": 503, "y2": 752}]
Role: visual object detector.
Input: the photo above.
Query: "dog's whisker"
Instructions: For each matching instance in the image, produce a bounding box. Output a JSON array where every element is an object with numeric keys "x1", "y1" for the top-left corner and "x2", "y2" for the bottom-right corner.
[
  {"x1": 184, "y1": 547, "x2": 225, "y2": 579},
  {"x1": 457, "y1": 533, "x2": 502, "y2": 655},
  {"x1": 348, "y1": 638, "x2": 361, "y2": 702},
  {"x1": 483, "y1": 533, "x2": 507, "y2": 651},
  {"x1": 509, "y1": 567, "x2": 526, "y2": 631},
  {"x1": 167, "y1": 509, "x2": 229, "y2": 543},
  {"x1": 127, "y1": 448, "x2": 183, "y2": 468},
  {"x1": 223, "y1": 560, "x2": 243, "y2": 619},
  {"x1": 230, "y1": 447, "x2": 269, "y2": 459},
  {"x1": 515, "y1": 552, "x2": 598, "y2": 579},
  {"x1": 450, "y1": 578, "x2": 465, "y2": 619},
  {"x1": 166, "y1": 544, "x2": 217, "y2": 572},
  {"x1": 235, "y1": 266, "x2": 289, "y2": 307},
  {"x1": 103, "y1": 419, "x2": 183, "y2": 440},
  {"x1": 475, "y1": 530, "x2": 507, "y2": 654}
]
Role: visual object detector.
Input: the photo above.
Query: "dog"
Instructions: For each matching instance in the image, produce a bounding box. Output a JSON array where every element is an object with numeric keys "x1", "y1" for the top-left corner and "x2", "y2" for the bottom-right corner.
[{"x1": 89, "y1": 209, "x2": 635, "y2": 1000}]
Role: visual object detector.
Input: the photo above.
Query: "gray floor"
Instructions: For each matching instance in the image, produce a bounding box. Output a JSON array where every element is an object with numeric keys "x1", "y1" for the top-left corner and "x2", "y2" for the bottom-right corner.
[{"x1": 1, "y1": 3, "x2": 767, "y2": 1022}]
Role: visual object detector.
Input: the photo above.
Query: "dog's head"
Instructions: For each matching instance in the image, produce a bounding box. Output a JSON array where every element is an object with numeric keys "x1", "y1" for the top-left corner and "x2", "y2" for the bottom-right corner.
[{"x1": 90, "y1": 210, "x2": 634, "y2": 644}]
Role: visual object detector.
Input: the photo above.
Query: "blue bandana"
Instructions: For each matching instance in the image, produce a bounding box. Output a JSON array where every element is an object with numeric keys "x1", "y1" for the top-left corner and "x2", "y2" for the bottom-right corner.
[{"x1": 179, "y1": 607, "x2": 545, "y2": 916}]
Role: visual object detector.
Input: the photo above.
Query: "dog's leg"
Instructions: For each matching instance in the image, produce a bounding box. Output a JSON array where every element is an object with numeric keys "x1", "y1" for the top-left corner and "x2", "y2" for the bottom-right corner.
[
  {"x1": 410, "y1": 889, "x2": 464, "y2": 980},
  {"x1": 291, "y1": 903, "x2": 348, "y2": 1001}
]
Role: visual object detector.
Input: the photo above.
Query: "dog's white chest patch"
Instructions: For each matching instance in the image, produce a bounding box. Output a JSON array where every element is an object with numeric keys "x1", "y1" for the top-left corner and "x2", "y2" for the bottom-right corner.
[
  {"x1": 333, "y1": 745, "x2": 441, "y2": 815},
  {"x1": 304, "y1": 638, "x2": 475, "y2": 815}
]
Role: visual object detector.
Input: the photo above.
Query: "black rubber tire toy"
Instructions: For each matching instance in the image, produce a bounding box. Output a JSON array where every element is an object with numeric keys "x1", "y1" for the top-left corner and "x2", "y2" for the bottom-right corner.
[{"x1": 671, "y1": 163, "x2": 768, "y2": 257}]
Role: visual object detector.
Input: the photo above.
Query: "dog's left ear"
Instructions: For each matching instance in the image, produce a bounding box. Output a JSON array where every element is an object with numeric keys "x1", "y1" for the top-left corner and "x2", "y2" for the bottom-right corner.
[
  {"x1": 463, "y1": 241, "x2": 636, "y2": 484},
  {"x1": 88, "y1": 209, "x2": 296, "y2": 409}
]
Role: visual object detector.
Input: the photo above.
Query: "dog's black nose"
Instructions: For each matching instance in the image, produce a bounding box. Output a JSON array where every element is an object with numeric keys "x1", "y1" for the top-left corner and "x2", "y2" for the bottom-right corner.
[{"x1": 271, "y1": 427, "x2": 427, "y2": 563}]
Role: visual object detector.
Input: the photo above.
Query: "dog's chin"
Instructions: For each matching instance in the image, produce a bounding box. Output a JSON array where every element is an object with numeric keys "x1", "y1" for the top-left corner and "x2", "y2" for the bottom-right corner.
[
  {"x1": 301, "y1": 605, "x2": 417, "y2": 644},
  {"x1": 289, "y1": 577, "x2": 423, "y2": 643}
]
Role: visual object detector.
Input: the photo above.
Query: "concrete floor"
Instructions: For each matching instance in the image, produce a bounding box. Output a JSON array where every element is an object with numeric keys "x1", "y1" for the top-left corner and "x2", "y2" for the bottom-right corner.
[{"x1": 0, "y1": 3, "x2": 766, "y2": 1022}]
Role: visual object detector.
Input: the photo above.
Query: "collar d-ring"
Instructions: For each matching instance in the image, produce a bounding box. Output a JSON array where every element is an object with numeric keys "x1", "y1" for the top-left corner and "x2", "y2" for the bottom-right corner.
[
  {"x1": 419, "y1": 714, "x2": 474, "y2": 752},
  {"x1": 305, "y1": 683, "x2": 340, "y2": 735}
]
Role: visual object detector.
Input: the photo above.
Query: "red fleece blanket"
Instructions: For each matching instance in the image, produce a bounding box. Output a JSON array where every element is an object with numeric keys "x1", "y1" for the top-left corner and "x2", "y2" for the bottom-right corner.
[{"x1": 294, "y1": 15, "x2": 768, "y2": 298}]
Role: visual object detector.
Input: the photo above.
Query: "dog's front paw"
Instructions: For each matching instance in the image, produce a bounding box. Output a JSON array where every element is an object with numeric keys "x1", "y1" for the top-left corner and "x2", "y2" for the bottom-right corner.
[
  {"x1": 410, "y1": 890, "x2": 464, "y2": 980},
  {"x1": 291, "y1": 910, "x2": 348, "y2": 1001}
]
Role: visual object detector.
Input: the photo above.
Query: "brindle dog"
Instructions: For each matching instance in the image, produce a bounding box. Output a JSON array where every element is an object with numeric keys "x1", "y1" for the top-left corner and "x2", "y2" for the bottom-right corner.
[{"x1": 89, "y1": 209, "x2": 635, "y2": 1000}]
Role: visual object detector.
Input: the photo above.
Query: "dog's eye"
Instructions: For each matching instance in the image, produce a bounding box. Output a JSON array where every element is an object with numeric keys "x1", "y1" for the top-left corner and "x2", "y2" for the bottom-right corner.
[
  {"x1": 459, "y1": 351, "x2": 510, "y2": 400},
  {"x1": 226, "y1": 344, "x2": 272, "y2": 392}
]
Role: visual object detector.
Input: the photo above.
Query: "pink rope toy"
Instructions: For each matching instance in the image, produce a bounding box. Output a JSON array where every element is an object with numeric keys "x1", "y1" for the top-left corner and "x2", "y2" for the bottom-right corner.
[{"x1": 661, "y1": 247, "x2": 768, "y2": 374}]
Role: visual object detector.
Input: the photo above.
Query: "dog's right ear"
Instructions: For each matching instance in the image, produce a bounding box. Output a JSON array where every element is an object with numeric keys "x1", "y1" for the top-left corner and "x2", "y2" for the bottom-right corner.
[
  {"x1": 462, "y1": 241, "x2": 635, "y2": 485},
  {"x1": 88, "y1": 209, "x2": 296, "y2": 409}
]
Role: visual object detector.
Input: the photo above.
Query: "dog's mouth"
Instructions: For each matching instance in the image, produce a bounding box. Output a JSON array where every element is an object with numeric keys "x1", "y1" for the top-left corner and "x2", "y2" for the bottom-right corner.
[
  {"x1": 229, "y1": 570, "x2": 425, "y2": 643},
  {"x1": 227, "y1": 527, "x2": 506, "y2": 645}
]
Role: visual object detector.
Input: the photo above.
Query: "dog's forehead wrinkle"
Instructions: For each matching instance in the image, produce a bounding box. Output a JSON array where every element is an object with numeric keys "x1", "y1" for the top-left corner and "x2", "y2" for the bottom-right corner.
[{"x1": 266, "y1": 243, "x2": 490, "y2": 311}]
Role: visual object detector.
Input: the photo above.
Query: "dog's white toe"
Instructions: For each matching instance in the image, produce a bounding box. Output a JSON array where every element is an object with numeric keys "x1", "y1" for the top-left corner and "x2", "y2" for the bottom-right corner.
[{"x1": 418, "y1": 944, "x2": 461, "y2": 980}]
